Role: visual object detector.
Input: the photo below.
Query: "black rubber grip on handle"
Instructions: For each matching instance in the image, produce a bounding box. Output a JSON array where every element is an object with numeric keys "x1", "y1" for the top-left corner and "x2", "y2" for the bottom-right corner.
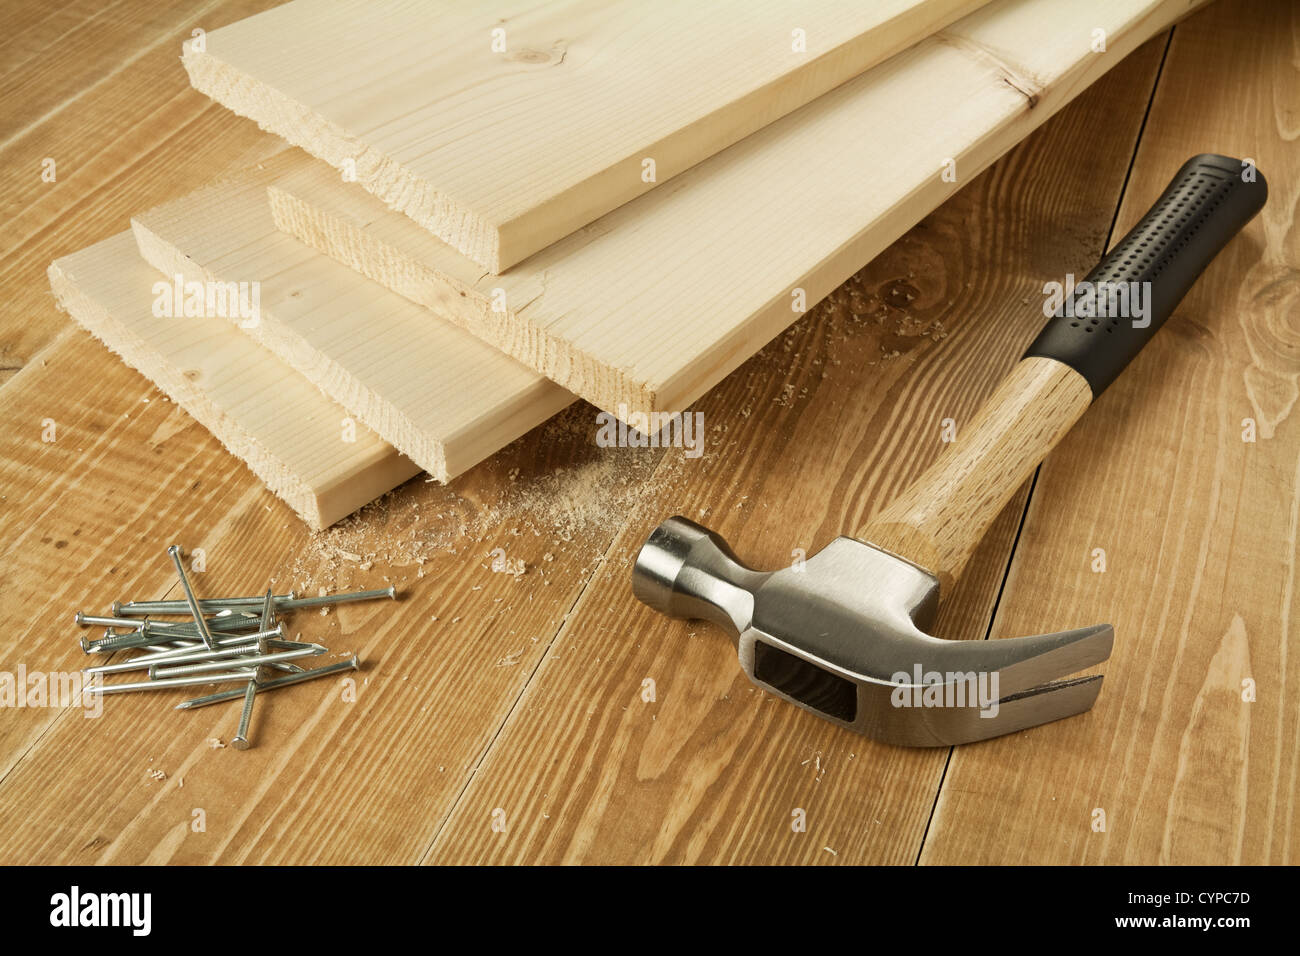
[{"x1": 1024, "y1": 153, "x2": 1267, "y2": 397}]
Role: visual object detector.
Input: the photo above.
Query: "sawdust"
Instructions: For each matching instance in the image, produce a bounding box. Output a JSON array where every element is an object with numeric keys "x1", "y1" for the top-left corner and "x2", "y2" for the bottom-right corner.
[
  {"x1": 281, "y1": 264, "x2": 944, "y2": 592},
  {"x1": 286, "y1": 406, "x2": 662, "y2": 591},
  {"x1": 812, "y1": 269, "x2": 949, "y2": 356}
]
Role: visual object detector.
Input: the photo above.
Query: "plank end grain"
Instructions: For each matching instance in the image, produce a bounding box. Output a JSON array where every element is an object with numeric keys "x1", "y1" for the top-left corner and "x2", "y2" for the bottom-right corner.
[
  {"x1": 130, "y1": 153, "x2": 574, "y2": 483},
  {"x1": 47, "y1": 232, "x2": 420, "y2": 529}
]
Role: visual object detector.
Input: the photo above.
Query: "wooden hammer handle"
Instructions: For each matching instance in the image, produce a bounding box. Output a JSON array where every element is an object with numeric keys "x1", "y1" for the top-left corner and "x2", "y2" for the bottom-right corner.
[
  {"x1": 856, "y1": 357, "x2": 1091, "y2": 587},
  {"x1": 857, "y1": 153, "x2": 1267, "y2": 588}
]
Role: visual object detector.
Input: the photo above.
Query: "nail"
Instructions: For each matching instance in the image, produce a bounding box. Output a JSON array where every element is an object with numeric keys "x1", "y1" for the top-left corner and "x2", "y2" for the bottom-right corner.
[
  {"x1": 115, "y1": 592, "x2": 296, "y2": 616},
  {"x1": 145, "y1": 628, "x2": 285, "y2": 661},
  {"x1": 166, "y1": 545, "x2": 218, "y2": 650},
  {"x1": 89, "y1": 670, "x2": 259, "y2": 694},
  {"x1": 75, "y1": 612, "x2": 139, "y2": 629},
  {"x1": 133, "y1": 641, "x2": 305, "y2": 675},
  {"x1": 85, "y1": 616, "x2": 262, "y2": 653},
  {"x1": 150, "y1": 645, "x2": 323, "y2": 679},
  {"x1": 231, "y1": 679, "x2": 258, "y2": 750},
  {"x1": 133, "y1": 638, "x2": 306, "y2": 675},
  {"x1": 85, "y1": 628, "x2": 287, "y2": 674},
  {"x1": 78, "y1": 613, "x2": 259, "y2": 637},
  {"x1": 277, "y1": 587, "x2": 397, "y2": 610},
  {"x1": 232, "y1": 588, "x2": 280, "y2": 749},
  {"x1": 259, "y1": 588, "x2": 275, "y2": 632},
  {"x1": 175, "y1": 656, "x2": 360, "y2": 709}
]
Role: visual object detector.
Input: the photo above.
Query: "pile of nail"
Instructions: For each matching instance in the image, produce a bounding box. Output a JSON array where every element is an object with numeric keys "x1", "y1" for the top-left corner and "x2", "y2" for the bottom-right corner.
[{"x1": 76, "y1": 545, "x2": 394, "y2": 749}]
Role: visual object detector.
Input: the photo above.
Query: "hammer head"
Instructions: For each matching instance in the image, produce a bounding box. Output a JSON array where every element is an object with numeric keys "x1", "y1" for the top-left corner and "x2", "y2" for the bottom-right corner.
[{"x1": 633, "y1": 517, "x2": 1113, "y2": 747}]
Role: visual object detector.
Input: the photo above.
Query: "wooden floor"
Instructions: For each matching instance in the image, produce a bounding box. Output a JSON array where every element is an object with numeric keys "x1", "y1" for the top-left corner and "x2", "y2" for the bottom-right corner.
[{"x1": 0, "y1": 0, "x2": 1294, "y2": 865}]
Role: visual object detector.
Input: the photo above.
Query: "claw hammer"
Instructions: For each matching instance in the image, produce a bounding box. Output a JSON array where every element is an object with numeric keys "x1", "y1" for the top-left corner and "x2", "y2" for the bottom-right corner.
[{"x1": 632, "y1": 154, "x2": 1267, "y2": 746}]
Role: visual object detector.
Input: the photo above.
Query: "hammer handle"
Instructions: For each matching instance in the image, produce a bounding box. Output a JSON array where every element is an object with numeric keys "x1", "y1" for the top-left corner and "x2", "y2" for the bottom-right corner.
[
  {"x1": 858, "y1": 357, "x2": 1090, "y2": 587},
  {"x1": 857, "y1": 154, "x2": 1266, "y2": 587}
]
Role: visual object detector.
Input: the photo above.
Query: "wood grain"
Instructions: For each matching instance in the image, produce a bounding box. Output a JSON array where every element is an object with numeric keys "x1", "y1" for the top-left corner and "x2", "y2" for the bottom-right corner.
[
  {"x1": 0, "y1": 0, "x2": 286, "y2": 389},
  {"x1": 182, "y1": 0, "x2": 985, "y2": 272},
  {"x1": 5, "y1": 0, "x2": 1285, "y2": 866},
  {"x1": 131, "y1": 152, "x2": 574, "y2": 482},
  {"x1": 860, "y1": 357, "x2": 1092, "y2": 587},
  {"x1": 48, "y1": 231, "x2": 418, "y2": 528},
  {"x1": 417, "y1": 44, "x2": 1168, "y2": 864},
  {"x1": 0, "y1": 343, "x2": 663, "y2": 863},
  {"x1": 921, "y1": 0, "x2": 1300, "y2": 865},
  {"x1": 266, "y1": 0, "x2": 1206, "y2": 426}
]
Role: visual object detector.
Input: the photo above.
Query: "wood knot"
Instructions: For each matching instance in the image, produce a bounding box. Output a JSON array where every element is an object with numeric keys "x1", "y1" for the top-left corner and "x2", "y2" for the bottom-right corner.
[
  {"x1": 506, "y1": 46, "x2": 565, "y2": 66},
  {"x1": 880, "y1": 277, "x2": 921, "y2": 310},
  {"x1": 1002, "y1": 75, "x2": 1039, "y2": 109}
]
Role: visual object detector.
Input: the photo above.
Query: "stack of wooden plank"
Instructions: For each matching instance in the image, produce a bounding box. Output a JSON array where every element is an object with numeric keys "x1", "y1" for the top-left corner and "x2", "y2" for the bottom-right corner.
[{"x1": 47, "y1": 0, "x2": 1209, "y2": 529}]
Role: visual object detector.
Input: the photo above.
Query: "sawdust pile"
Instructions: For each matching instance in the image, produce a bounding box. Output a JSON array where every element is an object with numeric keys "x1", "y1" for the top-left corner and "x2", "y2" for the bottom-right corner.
[
  {"x1": 285, "y1": 404, "x2": 662, "y2": 589},
  {"x1": 812, "y1": 268, "x2": 950, "y2": 359}
]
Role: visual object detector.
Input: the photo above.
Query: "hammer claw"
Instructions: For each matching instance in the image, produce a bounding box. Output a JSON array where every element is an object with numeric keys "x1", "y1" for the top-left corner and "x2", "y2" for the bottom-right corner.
[
  {"x1": 943, "y1": 622, "x2": 1114, "y2": 700},
  {"x1": 900, "y1": 674, "x2": 1107, "y2": 747}
]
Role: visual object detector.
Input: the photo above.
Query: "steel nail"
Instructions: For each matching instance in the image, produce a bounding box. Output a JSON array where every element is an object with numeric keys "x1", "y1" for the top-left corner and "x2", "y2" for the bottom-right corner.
[
  {"x1": 115, "y1": 592, "x2": 297, "y2": 616},
  {"x1": 175, "y1": 656, "x2": 360, "y2": 709},
  {"x1": 90, "y1": 629, "x2": 286, "y2": 674},
  {"x1": 89, "y1": 670, "x2": 259, "y2": 694},
  {"x1": 231, "y1": 680, "x2": 258, "y2": 750},
  {"x1": 234, "y1": 589, "x2": 279, "y2": 749},
  {"x1": 166, "y1": 546, "x2": 218, "y2": 650},
  {"x1": 146, "y1": 628, "x2": 284, "y2": 661},
  {"x1": 259, "y1": 588, "x2": 275, "y2": 632},
  {"x1": 85, "y1": 617, "x2": 260, "y2": 653},
  {"x1": 150, "y1": 645, "x2": 323, "y2": 679},
  {"x1": 276, "y1": 586, "x2": 397, "y2": 610}
]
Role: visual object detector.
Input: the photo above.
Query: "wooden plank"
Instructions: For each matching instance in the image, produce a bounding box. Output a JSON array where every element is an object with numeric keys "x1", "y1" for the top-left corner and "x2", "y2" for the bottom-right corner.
[
  {"x1": 47, "y1": 231, "x2": 418, "y2": 529},
  {"x1": 131, "y1": 152, "x2": 574, "y2": 483},
  {"x1": 921, "y1": 0, "x2": 1300, "y2": 865},
  {"x1": 268, "y1": 0, "x2": 1209, "y2": 426},
  {"x1": 182, "y1": 0, "x2": 986, "y2": 272},
  {"x1": 417, "y1": 39, "x2": 1168, "y2": 864},
  {"x1": 0, "y1": 0, "x2": 285, "y2": 390}
]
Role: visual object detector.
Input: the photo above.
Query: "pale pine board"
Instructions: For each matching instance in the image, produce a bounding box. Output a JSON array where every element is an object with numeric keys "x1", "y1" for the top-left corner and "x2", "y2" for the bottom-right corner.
[
  {"x1": 268, "y1": 0, "x2": 1209, "y2": 423},
  {"x1": 131, "y1": 154, "x2": 574, "y2": 481},
  {"x1": 182, "y1": 0, "x2": 985, "y2": 272},
  {"x1": 47, "y1": 231, "x2": 418, "y2": 529}
]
